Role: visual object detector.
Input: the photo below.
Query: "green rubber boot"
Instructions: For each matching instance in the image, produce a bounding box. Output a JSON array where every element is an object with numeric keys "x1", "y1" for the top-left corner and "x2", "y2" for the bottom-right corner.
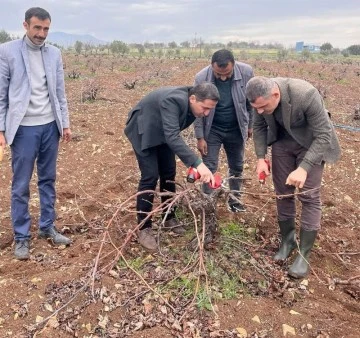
[
  {"x1": 288, "y1": 229, "x2": 318, "y2": 279},
  {"x1": 274, "y1": 219, "x2": 297, "y2": 261}
]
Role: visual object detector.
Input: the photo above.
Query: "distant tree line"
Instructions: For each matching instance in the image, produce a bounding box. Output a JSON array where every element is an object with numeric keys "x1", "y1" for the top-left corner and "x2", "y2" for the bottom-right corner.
[
  {"x1": 344, "y1": 44, "x2": 360, "y2": 56},
  {"x1": 0, "y1": 29, "x2": 14, "y2": 43},
  {"x1": 1, "y1": 28, "x2": 360, "y2": 57},
  {"x1": 319, "y1": 42, "x2": 360, "y2": 56}
]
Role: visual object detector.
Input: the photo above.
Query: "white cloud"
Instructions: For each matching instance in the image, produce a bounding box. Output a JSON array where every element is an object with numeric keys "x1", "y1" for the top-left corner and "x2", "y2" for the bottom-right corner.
[
  {"x1": 142, "y1": 24, "x2": 174, "y2": 35},
  {"x1": 130, "y1": 1, "x2": 188, "y2": 14},
  {"x1": 211, "y1": 12, "x2": 360, "y2": 48},
  {"x1": 1, "y1": 1, "x2": 359, "y2": 48}
]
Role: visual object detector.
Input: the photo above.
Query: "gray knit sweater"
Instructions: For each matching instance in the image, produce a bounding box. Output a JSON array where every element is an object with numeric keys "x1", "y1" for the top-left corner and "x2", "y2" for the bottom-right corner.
[{"x1": 20, "y1": 35, "x2": 54, "y2": 126}]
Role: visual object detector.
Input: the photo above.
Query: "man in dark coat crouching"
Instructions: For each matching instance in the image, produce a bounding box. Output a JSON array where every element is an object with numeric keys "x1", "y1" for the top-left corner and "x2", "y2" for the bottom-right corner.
[{"x1": 125, "y1": 83, "x2": 219, "y2": 251}]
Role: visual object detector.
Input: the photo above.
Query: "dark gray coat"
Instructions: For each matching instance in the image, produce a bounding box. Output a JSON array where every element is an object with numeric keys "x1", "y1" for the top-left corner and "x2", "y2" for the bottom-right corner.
[
  {"x1": 124, "y1": 86, "x2": 200, "y2": 167},
  {"x1": 253, "y1": 78, "x2": 341, "y2": 172}
]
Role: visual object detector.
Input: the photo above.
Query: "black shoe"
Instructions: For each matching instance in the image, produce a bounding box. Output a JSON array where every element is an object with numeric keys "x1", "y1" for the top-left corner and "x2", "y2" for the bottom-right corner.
[
  {"x1": 38, "y1": 227, "x2": 72, "y2": 245},
  {"x1": 163, "y1": 218, "x2": 186, "y2": 235},
  {"x1": 227, "y1": 201, "x2": 246, "y2": 213},
  {"x1": 14, "y1": 240, "x2": 30, "y2": 260}
]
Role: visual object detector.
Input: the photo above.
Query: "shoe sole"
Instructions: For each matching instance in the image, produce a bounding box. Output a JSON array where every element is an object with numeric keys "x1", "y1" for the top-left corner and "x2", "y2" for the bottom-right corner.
[
  {"x1": 38, "y1": 235, "x2": 72, "y2": 246},
  {"x1": 288, "y1": 270, "x2": 308, "y2": 279},
  {"x1": 163, "y1": 228, "x2": 186, "y2": 235},
  {"x1": 137, "y1": 234, "x2": 157, "y2": 251},
  {"x1": 140, "y1": 245, "x2": 157, "y2": 252},
  {"x1": 138, "y1": 239, "x2": 158, "y2": 252},
  {"x1": 227, "y1": 206, "x2": 246, "y2": 213},
  {"x1": 273, "y1": 244, "x2": 297, "y2": 261},
  {"x1": 15, "y1": 255, "x2": 30, "y2": 261}
]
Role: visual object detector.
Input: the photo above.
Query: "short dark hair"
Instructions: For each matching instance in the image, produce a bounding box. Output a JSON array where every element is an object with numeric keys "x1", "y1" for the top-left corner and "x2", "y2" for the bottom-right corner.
[
  {"x1": 245, "y1": 76, "x2": 276, "y2": 103},
  {"x1": 189, "y1": 82, "x2": 220, "y2": 101},
  {"x1": 25, "y1": 7, "x2": 51, "y2": 24},
  {"x1": 211, "y1": 49, "x2": 235, "y2": 68}
]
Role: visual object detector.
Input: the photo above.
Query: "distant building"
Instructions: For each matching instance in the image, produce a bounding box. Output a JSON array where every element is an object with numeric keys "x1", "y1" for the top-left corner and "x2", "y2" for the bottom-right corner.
[{"x1": 295, "y1": 41, "x2": 320, "y2": 53}]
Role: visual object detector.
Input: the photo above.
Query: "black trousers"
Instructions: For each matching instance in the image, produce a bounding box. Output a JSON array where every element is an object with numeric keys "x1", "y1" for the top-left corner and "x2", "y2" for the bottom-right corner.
[{"x1": 135, "y1": 144, "x2": 176, "y2": 229}]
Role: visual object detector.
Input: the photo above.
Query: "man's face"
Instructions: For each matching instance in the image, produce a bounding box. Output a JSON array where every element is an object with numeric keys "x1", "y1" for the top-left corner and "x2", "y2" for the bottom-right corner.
[
  {"x1": 189, "y1": 96, "x2": 217, "y2": 118},
  {"x1": 212, "y1": 62, "x2": 234, "y2": 81},
  {"x1": 251, "y1": 93, "x2": 280, "y2": 115},
  {"x1": 23, "y1": 16, "x2": 51, "y2": 45}
]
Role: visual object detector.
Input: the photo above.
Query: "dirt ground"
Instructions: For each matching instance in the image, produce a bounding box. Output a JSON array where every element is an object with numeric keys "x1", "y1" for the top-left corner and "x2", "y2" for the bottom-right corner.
[{"x1": 0, "y1": 55, "x2": 359, "y2": 338}]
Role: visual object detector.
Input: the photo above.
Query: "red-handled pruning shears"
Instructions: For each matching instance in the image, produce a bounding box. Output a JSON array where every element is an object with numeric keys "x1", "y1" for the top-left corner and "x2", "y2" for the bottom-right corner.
[
  {"x1": 186, "y1": 167, "x2": 222, "y2": 189},
  {"x1": 259, "y1": 159, "x2": 271, "y2": 184}
]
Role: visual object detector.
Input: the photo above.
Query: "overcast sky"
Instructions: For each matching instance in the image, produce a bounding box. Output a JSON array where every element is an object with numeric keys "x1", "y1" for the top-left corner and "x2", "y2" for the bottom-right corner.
[{"x1": 1, "y1": 0, "x2": 359, "y2": 49}]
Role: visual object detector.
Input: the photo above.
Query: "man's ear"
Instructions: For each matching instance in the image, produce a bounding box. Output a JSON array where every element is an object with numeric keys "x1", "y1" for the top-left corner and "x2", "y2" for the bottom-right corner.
[
  {"x1": 272, "y1": 89, "x2": 280, "y2": 101},
  {"x1": 23, "y1": 21, "x2": 29, "y2": 30},
  {"x1": 189, "y1": 94, "x2": 197, "y2": 104}
]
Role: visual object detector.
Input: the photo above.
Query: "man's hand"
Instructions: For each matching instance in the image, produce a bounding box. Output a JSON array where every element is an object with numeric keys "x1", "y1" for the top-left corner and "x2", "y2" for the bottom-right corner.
[
  {"x1": 247, "y1": 128, "x2": 253, "y2": 139},
  {"x1": 256, "y1": 158, "x2": 270, "y2": 178},
  {"x1": 197, "y1": 138, "x2": 207, "y2": 156},
  {"x1": 62, "y1": 128, "x2": 72, "y2": 142},
  {"x1": 0, "y1": 131, "x2": 6, "y2": 148},
  {"x1": 0, "y1": 132, "x2": 6, "y2": 162},
  {"x1": 286, "y1": 167, "x2": 308, "y2": 189},
  {"x1": 196, "y1": 162, "x2": 214, "y2": 185}
]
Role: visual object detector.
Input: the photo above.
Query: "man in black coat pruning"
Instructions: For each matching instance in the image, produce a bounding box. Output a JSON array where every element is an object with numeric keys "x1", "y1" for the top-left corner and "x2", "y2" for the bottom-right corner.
[{"x1": 125, "y1": 83, "x2": 219, "y2": 251}]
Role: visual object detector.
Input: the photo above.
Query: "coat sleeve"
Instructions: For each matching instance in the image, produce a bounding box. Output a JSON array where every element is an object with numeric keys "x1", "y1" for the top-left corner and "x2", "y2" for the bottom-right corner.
[
  {"x1": 298, "y1": 88, "x2": 332, "y2": 172},
  {"x1": 160, "y1": 97, "x2": 199, "y2": 167},
  {"x1": 56, "y1": 50, "x2": 70, "y2": 128},
  {"x1": 246, "y1": 67, "x2": 255, "y2": 129},
  {"x1": 0, "y1": 47, "x2": 10, "y2": 132},
  {"x1": 252, "y1": 111, "x2": 269, "y2": 159},
  {"x1": 193, "y1": 72, "x2": 205, "y2": 139}
]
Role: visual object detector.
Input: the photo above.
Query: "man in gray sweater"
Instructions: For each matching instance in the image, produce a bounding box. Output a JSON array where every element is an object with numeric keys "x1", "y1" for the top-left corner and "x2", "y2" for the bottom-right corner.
[
  {"x1": 0, "y1": 7, "x2": 72, "y2": 260},
  {"x1": 245, "y1": 76, "x2": 341, "y2": 278}
]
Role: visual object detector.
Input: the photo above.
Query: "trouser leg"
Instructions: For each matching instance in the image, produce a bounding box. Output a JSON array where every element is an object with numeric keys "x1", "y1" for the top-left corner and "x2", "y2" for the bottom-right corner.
[
  {"x1": 288, "y1": 163, "x2": 323, "y2": 276},
  {"x1": 272, "y1": 138, "x2": 323, "y2": 276},
  {"x1": 288, "y1": 163, "x2": 324, "y2": 278},
  {"x1": 135, "y1": 147, "x2": 160, "y2": 229},
  {"x1": 201, "y1": 129, "x2": 222, "y2": 194},
  {"x1": 298, "y1": 163, "x2": 324, "y2": 231},
  {"x1": 158, "y1": 144, "x2": 176, "y2": 221},
  {"x1": 37, "y1": 121, "x2": 60, "y2": 231},
  {"x1": 223, "y1": 128, "x2": 244, "y2": 200},
  {"x1": 271, "y1": 139, "x2": 300, "y2": 261},
  {"x1": 271, "y1": 139, "x2": 297, "y2": 221},
  {"x1": 272, "y1": 137, "x2": 324, "y2": 229},
  {"x1": 11, "y1": 125, "x2": 41, "y2": 241}
]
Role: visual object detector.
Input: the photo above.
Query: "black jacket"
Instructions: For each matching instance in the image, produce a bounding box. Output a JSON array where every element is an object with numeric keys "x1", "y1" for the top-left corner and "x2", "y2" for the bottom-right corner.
[{"x1": 124, "y1": 86, "x2": 199, "y2": 167}]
